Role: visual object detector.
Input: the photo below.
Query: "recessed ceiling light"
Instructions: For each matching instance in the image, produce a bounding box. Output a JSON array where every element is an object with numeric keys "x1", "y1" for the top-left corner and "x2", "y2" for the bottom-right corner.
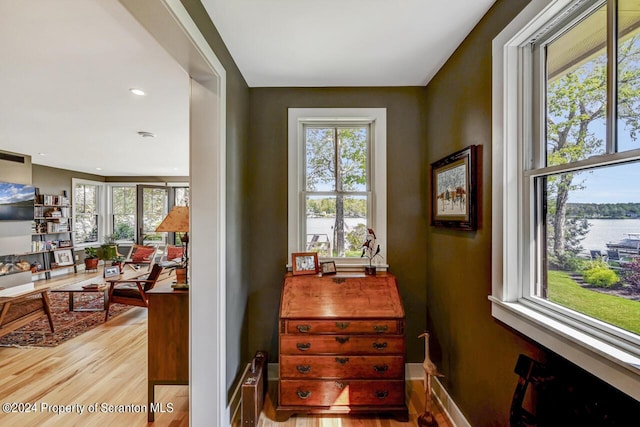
[
  {"x1": 96, "y1": 167, "x2": 103, "y2": 171},
  {"x1": 38, "y1": 152, "x2": 47, "y2": 156},
  {"x1": 129, "y1": 88, "x2": 146, "y2": 96},
  {"x1": 138, "y1": 131, "x2": 156, "y2": 138}
]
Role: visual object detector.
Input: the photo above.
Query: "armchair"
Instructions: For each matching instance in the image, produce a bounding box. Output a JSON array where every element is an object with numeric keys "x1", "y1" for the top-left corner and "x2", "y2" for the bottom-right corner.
[
  {"x1": 122, "y1": 244, "x2": 158, "y2": 272},
  {"x1": 104, "y1": 264, "x2": 163, "y2": 321}
]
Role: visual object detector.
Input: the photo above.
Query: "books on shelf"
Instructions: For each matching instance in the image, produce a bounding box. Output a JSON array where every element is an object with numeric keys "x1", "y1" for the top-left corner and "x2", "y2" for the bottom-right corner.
[{"x1": 37, "y1": 194, "x2": 70, "y2": 206}]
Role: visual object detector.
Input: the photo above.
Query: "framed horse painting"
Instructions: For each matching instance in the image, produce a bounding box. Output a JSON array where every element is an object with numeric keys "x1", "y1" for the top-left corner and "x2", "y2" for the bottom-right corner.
[{"x1": 431, "y1": 145, "x2": 477, "y2": 230}]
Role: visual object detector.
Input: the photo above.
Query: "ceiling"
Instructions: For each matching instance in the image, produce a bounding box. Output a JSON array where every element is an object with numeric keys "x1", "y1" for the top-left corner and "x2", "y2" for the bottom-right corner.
[{"x1": 0, "y1": 0, "x2": 495, "y2": 177}]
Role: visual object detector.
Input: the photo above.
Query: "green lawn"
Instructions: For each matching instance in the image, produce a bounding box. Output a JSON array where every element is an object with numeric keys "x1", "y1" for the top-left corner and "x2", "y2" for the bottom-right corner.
[{"x1": 547, "y1": 270, "x2": 640, "y2": 335}]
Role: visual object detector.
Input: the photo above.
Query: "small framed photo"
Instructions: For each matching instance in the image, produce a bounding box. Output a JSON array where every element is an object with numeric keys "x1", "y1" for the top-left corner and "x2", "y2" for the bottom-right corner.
[
  {"x1": 320, "y1": 261, "x2": 337, "y2": 275},
  {"x1": 54, "y1": 249, "x2": 74, "y2": 266},
  {"x1": 104, "y1": 265, "x2": 121, "y2": 278},
  {"x1": 292, "y1": 252, "x2": 319, "y2": 275}
]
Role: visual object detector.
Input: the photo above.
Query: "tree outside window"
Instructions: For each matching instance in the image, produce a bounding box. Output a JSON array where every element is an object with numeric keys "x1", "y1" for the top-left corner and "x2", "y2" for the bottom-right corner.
[{"x1": 304, "y1": 125, "x2": 368, "y2": 257}]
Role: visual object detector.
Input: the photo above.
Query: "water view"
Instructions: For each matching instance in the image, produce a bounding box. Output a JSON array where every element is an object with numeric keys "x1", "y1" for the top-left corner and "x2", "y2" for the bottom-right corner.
[{"x1": 580, "y1": 219, "x2": 640, "y2": 256}]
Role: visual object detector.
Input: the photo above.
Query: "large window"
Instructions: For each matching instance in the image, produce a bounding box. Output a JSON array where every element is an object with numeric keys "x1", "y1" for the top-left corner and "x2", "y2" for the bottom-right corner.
[
  {"x1": 493, "y1": 0, "x2": 640, "y2": 399},
  {"x1": 288, "y1": 108, "x2": 386, "y2": 266},
  {"x1": 111, "y1": 186, "x2": 136, "y2": 242},
  {"x1": 73, "y1": 181, "x2": 100, "y2": 245}
]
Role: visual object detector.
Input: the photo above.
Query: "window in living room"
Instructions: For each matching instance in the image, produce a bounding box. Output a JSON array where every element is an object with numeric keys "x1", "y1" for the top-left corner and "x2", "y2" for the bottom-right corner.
[
  {"x1": 288, "y1": 108, "x2": 387, "y2": 266},
  {"x1": 492, "y1": 0, "x2": 640, "y2": 399},
  {"x1": 111, "y1": 185, "x2": 136, "y2": 243},
  {"x1": 73, "y1": 180, "x2": 101, "y2": 245}
]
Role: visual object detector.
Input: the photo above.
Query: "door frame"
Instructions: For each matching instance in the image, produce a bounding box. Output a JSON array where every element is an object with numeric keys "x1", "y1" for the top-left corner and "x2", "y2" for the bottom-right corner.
[{"x1": 118, "y1": 1, "x2": 227, "y2": 425}]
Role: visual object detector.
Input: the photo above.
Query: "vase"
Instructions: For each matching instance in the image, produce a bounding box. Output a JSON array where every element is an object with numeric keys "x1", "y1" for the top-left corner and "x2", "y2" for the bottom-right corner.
[{"x1": 364, "y1": 265, "x2": 376, "y2": 275}]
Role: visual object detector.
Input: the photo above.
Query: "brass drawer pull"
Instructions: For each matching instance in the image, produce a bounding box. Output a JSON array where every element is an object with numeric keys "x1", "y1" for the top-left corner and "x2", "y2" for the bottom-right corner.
[
  {"x1": 335, "y1": 357, "x2": 350, "y2": 365},
  {"x1": 296, "y1": 342, "x2": 311, "y2": 351},
  {"x1": 373, "y1": 364, "x2": 388, "y2": 373},
  {"x1": 296, "y1": 324, "x2": 311, "y2": 333},
  {"x1": 335, "y1": 336, "x2": 350, "y2": 344},
  {"x1": 296, "y1": 389, "x2": 311, "y2": 400},
  {"x1": 374, "y1": 390, "x2": 389, "y2": 399},
  {"x1": 296, "y1": 365, "x2": 311, "y2": 374},
  {"x1": 335, "y1": 381, "x2": 346, "y2": 390},
  {"x1": 372, "y1": 342, "x2": 388, "y2": 350},
  {"x1": 336, "y1": 322, "x2": 350, "y2": 330},
  {"x1": 373, "y1": 324, "x2": 388, "y2": 333}
]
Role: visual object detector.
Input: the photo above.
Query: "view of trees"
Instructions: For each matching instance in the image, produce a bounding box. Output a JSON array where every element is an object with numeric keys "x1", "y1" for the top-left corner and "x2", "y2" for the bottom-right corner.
[
  {"x1": 305, "y1": 126, "x2": 367, "y2": 256},
  {"x1": 566, "y1": 202, "x2": 640, "y2": 218},
  {"x1": 546, "y1": 30, "x2": 640, "y2": 264}
]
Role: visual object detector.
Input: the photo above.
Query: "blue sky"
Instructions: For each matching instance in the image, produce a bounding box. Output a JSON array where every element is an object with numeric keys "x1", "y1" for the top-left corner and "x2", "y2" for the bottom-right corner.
[{"x1": 568, "y1": 162, "x2": 640, "y2": 203}]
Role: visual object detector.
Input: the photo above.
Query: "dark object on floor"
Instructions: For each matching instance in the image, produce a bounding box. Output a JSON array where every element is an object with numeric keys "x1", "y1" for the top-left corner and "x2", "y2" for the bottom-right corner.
[
  {"x1": 242, "y1": 351, "x2": 268, "y2": 427},
  {"x1": 510, "y1": 353, "x2": 640, "y2": 426}
]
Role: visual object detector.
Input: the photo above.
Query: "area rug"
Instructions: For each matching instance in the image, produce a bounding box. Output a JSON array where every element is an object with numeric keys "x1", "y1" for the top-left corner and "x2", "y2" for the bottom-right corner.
[{"x1": 0, "y1": 291, "x2": 132, "y2": 348}]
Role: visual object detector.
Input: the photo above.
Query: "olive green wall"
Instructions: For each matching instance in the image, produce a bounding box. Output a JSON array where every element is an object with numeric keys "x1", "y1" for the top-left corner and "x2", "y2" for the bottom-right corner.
[
  {"x1": 0, "y1": 150, "x2": 32, "y2": 184},
  {"x1": 32, "y1": 165, "x2": 104, "y2": 195},
  {"x1": 247, "y1": 87, "x2": 428, "y2": 362},
  {"x1": 181, "y1": 0, "x2": 251, "y2": 394},
  {"x1": 423, "y1": 1, "x2": 545, "y2": 424}
]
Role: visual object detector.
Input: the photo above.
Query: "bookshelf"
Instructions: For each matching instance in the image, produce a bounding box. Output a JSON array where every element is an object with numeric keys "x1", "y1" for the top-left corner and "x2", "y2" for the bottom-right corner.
[{"x1": 30, "y1": 193, "x2": 77, "y2": 279}]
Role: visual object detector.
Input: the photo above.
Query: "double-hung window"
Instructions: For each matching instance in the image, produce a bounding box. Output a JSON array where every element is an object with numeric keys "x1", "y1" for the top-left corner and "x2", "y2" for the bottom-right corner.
[
  {"x1": 73, "y1": 180, "x2": 101, "y2": 245},
  {"x1": 111, "y1": 185, "x2": 136, "y2": 243},
  {"x1": 493, "y1": 0, "x2": 640, "y2": 399},
  {"x1": 288, "y1": 108, "x2": 387, "y2": 267}
]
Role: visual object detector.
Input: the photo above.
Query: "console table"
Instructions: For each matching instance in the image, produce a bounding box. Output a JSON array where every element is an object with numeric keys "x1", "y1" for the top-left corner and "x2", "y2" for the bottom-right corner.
[
  {"x1": 276, "y1": 272, "x2": 408, "y2": 421},
  {"x1": 147, "y1": 283, "x2": 188, "y2": 421}
]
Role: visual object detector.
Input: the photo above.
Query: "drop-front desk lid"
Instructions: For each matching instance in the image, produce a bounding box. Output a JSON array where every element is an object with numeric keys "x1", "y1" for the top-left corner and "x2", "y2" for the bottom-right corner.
[{"x1": 280, "y1": 273, "x2": 404, "y2": 319}]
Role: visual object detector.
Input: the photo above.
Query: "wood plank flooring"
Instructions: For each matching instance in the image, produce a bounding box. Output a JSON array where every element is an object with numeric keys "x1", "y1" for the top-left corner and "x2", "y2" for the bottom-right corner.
[{"x1": 2, "y1": 270, "x2": 452, "y2": 426}]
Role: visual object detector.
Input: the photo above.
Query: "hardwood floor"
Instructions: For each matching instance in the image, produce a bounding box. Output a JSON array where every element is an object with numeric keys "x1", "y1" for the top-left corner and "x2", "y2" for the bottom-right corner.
[
  {"x1": 0, "y1": 269, "x2": 188, "y2": 426},
  {"x1": 1, "y1": 270, "x2": 451, "y2": 426}
]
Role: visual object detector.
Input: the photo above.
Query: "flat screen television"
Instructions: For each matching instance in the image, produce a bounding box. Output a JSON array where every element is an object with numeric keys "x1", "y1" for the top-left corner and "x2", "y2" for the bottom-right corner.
[{"x1": 0, "y1": 181, "x2": 35, "y2": 221}]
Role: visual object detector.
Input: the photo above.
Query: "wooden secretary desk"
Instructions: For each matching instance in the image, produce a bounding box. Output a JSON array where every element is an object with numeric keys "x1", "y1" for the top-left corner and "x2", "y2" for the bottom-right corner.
[{"x1": 276, "y1": 272, "x2": 408, "y2": 421}]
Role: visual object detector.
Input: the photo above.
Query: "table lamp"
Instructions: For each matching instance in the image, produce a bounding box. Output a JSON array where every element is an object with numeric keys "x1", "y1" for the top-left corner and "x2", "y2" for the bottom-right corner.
[{"x1": 156, "y1": 206, "x2": 189, "y2": 288}]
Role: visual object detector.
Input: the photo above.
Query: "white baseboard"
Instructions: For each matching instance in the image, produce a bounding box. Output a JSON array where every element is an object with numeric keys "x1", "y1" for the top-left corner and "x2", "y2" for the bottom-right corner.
[{"x1": 228, "y1": 363, "x2": 250, "y2": 426}]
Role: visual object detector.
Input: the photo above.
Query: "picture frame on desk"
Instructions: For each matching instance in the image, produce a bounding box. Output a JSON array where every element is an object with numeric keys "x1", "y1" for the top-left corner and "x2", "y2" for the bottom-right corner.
[
  {"x1": 291, "y1": 252, "x2": 318, "y2": 275},
  {"x1": 54, "y1": 249, "x2": 74, "y2": 266},
  {"x1": 320, "y1": 261, "x2": 337, "y2": 275}
]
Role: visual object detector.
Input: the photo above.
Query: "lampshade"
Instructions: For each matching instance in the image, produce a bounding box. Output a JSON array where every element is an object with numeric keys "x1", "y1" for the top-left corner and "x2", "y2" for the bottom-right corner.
[{"x1": 155, "y1": 206, "x2": 189, "y2": 233}]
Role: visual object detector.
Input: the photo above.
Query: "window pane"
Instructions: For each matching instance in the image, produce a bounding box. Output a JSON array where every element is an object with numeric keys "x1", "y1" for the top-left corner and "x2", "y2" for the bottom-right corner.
[
  {"x1": 175, "y1": 187, "x2": 189, "y2": 206},
  {"x1": 142, "y1": 187, "x2": 167, "y2": 243},
  {"x1": 74, "y1": 183, "x2": 98, "y2": 244},
  {"x1": 338, "y1": 127, "x2": 367, "y2": 192},
  {"x1": 546, "y1": 4, "x2": 607, "y2": 166},
  {"x1": 618, "y1": 0, "x2": 640, "y2": 152},
  {"x1": 112, "y1": 186, "x2": 135, "y2": 242},
  {"x1": 305, "y1": 127, "x2": 336, "y2": 191},
  {"x1": 306, "y1": 195, "x2": 367, "y2": 258},
  {"x1": 540, "y1": 162, "x2": 640, "y2": 336}
]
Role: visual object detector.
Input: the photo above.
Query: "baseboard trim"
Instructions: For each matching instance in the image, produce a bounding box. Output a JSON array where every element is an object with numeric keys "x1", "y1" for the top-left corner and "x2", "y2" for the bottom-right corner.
[{"x1": 228, "y1": 363, "x2": 250, "y2": 426}]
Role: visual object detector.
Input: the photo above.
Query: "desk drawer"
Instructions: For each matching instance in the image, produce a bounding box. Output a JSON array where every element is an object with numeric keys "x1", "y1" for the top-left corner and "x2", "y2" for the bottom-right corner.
[
  {"x1": 280, "y1": 355, "x2": 403, "y2": 379},
  {"x1": 280, "y1": 335, "x2": 404, "y2": 355},
  {"x1": 283, "y1": 319, "x2": 402, "y2": 335},
  {"x1": 279, "y1": 379, "x2": 405, "y2": 407}
]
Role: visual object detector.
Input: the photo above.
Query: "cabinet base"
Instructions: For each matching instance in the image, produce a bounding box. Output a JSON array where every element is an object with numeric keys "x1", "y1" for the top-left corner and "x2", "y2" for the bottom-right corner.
[{"x1": 275, "y1": 405, "x2": 409, "y2": 422}]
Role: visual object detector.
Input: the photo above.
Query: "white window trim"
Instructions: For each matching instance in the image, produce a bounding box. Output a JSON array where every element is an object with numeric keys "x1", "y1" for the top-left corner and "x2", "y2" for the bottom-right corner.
[
  {"x1": 492, "y1": 0, "x2": 640, "y2": 400},
  {"x1": 288, "y1": 108, "x2": 387, "y2": 269},
  {"x1": 72, "y1": 178, "x2": 105, "y2": 249}
]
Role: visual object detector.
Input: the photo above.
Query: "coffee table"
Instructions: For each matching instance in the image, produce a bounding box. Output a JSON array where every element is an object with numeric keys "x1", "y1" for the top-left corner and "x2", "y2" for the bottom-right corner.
[{"x1": 51, "y1": 280, "x2": 109, "y2": 312}]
